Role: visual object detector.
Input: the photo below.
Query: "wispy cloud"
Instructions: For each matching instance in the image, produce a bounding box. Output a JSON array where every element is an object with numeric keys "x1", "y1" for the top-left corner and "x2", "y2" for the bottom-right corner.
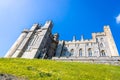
[{"x1": 116, "y1": 14, "x2": 120, "y2": 24}]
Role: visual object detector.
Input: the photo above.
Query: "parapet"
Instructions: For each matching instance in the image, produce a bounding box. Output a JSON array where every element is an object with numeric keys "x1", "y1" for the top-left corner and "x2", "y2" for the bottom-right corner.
[
  {"x1": 22, "y1": 29, "x2": 29, "y2": 33},
  {"x1": 95, "y1": 32, "x2": 105, "y2": 36}
]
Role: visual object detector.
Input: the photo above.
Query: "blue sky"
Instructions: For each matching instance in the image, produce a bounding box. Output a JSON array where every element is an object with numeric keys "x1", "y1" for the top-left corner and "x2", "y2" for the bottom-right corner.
[{"x1": 0, "y1": 0, "x2": 120, "y2": 57}]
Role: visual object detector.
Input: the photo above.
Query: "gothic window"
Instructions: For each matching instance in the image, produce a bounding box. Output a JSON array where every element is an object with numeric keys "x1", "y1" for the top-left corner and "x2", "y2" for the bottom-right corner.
[
  {"x1": 26, "y1": 38, "x2": 33, "y2": 51},
  {"x1": 86, "y1": 43, "x2": 89, "y2": 46},
  {"x1": 88, "y1": 48, "x2": 92, "y2": 56},
  {"x1": 100, "y1": 43, "x2": 103, "y2": 47},
  {"x1": 70, "y1": 49, "x2": 74, "y2": 56},
  {"x1": 28, "y1": 38, "x2": 33, "y2": 46},
  {"x1": 33, "y1": 35, "x2": 39, "y2": 45},
  {"x1": 96, "y1": 38, "x2": 98, "y2": 42},
  {"x1": 100, "y1": 50, "x2": 106, "y2": 56},
  {"x1": 100, "y1": 38, "x2": 104, "y2": 41},
  {"x1": 79, "y1": 49, "x2": 82, "y2": 56},
  {"x1": 30, "y1": 36, "x2": 36, "y2": 46}
]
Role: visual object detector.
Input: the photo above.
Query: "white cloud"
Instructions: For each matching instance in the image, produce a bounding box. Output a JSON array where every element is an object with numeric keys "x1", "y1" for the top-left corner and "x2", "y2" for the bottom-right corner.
[{"x1": 116, "y1": 14, "x2": 120, "y2": 24}]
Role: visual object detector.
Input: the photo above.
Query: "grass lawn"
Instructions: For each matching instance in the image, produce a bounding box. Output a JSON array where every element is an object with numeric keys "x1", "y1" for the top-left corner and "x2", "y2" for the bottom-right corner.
[{"x1": 0, "y1": 58, "x2": 120, "y2": 80}]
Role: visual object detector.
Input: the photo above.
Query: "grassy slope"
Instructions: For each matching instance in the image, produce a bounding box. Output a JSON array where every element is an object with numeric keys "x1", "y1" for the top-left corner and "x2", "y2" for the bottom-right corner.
[{"x1": 0, "y1": 58, "x2": 120, "y2": 80}]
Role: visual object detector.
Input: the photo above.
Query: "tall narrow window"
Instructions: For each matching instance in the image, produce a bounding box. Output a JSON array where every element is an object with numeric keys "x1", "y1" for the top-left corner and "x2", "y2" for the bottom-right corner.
[
  {"x1": 100, "y1": 38, "x2": 104, "y2": 41},
  {"x1": 26, "y1": 38, "x2": 33, "y2": 51},
  {"x1": 79, "y1": 49, "x2": 82, "y2": 56},
  {"x1": 96, "y1": 38, "x2": 98, "y2": 42},
  {"x1": 101, "y1": 50, "x2": 106, "y2": 56},
  {"x1": 70, "y1": 49, "x2": 74, "y2": 56},
  {"x1": 100, "y1": 43, "x2": 103, "y2": 47},
  {"x1": 88, "y1": 48, "x2": 92, "y2": 56}
]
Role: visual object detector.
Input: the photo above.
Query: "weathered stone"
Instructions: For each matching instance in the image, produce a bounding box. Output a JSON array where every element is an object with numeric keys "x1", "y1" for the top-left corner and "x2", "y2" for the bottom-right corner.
[{"x1": 4, "y1": 21, "x2": 119, "y2": 61}]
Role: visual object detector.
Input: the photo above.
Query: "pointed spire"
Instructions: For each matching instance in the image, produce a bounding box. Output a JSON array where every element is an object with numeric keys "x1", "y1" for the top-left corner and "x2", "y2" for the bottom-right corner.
[
  {"x1": 81, "y1": 35, "x2": 84, "y2": 41},
  {"x1": 73, "y1": 36, "x2": 76, "y2": 41}
]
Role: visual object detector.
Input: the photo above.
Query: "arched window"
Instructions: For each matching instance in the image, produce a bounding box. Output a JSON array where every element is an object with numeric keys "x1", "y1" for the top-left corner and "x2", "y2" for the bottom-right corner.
[
  {"x1": 86, "y1": 43, "x2": 89, "y2": 46},
  {"x1": 88, "y1": 48, "x2": 92, "y2": 57},
  {"x1": 100, "y1": 38, "x2": 104, "y2": 41},
  {"x1": 70, "y1": 49, "x2": 74, "y2": 56},
  {"x1": 96, "y1": 38, "x2": 98, "y2": 42},
  {"x1": 79, "y1": 49, "x2": 82, "y2": 57},
  {"x1": 100, "y1": 43, "x2": 103, "y2": 47},
  {"x1": 100, "y1": 50, "x2": 106, "y2": 56}
]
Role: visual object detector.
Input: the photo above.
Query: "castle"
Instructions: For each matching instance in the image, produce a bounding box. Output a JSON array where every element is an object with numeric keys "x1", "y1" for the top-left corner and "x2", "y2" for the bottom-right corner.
[{"x1": 5, "y1": 21, "x2": 120, "y2": 63}]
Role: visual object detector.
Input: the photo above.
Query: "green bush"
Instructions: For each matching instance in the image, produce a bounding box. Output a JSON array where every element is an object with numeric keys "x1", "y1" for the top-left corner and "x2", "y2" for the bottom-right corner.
[{"x1": 39, "y1": 71, "x2": 52, "y2": 78}]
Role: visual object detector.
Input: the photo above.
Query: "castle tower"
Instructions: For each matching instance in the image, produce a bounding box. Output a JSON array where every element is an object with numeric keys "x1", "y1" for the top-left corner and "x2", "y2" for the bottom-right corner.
[
  {"x1": 12, "y1": 23, "x2": 40, "y2": 58},
  {"x1": 104, "y1": 25, "x2": 119, "y2": 56},
  {"x1": 5, "y1": 21, "x2": 58, "y2": 59}
]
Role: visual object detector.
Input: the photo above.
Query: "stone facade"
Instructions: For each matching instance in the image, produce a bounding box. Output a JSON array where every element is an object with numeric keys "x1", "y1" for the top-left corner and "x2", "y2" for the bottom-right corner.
[
  {"x1": 5, "y1": 21, "x2": 59, "y2": 59},
  {"x1": 55, "y1": 26, "x2": 119, "y2": 58},
  {"x1": 4, "y1": 21, "x2": 119, "y2": 60}
]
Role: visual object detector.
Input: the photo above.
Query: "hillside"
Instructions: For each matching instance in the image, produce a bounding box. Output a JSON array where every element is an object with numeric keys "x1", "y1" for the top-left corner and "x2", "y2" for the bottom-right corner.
[{"x1": 0, "y1": 58, "x2": 120, "y2": 80}]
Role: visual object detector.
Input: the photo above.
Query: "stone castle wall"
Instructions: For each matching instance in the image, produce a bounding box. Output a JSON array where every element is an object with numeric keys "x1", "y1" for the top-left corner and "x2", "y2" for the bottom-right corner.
[
  {"x1": 55, "y1": 26, "x2": 119, "y2": 58},
  {"x1": 4, "y1": 21, "x2": 119, "y2": 60}
]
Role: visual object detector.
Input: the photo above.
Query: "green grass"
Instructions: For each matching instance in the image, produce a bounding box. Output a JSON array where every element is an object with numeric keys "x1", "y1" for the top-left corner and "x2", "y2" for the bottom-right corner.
[{"x1": 0, "y1": 58, "x2": 120, "y2": 80}]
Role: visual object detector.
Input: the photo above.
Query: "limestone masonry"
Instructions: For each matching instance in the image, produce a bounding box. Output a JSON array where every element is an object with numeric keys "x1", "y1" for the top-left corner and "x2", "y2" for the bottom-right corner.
[{"x1": 4, "y1": 21, "x2": 120, "y2": 63}]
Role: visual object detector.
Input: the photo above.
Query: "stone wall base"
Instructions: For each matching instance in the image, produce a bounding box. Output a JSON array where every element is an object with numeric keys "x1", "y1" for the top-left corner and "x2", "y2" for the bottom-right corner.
[{"x1": 52, "y1": 56, "x2": 120, "y2": 65}]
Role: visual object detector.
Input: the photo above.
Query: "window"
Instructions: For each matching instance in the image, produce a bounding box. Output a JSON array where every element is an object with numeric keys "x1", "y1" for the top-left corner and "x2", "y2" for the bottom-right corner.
[
  {"x1": 96, "y1": 38, "x2": 98, "y2": 42},
  {"x1": 79, "y1": 49, "x2": 82, "y2": 56},
  {"x1": 86, "y1": 43, "x2": 89, "y2": 46},
  {"x1": 100, "y1": 43, "x2": 103, "y2": 47},
  {"x1": 100, "y1": 50, "x2": 106, "y2": 56},
  {"x1": 88, "y1": 48, "x2": 92, "y2": 56},
  {"x1": 26, "y1": 38, "x2": 33, "y2": 51},
  {"x1": 100, "y1": 38, "x2": 104, "y2": 41},
  {"x1": 70, "y1": 49, "x2": 74, "y2": 56}
]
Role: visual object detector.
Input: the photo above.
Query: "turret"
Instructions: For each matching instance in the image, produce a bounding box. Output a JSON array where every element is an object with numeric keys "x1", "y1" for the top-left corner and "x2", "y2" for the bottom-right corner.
[
  {"x1": 104, "y1": 25, "x2": 119, "y2": 56},
  {"x1": 72, "y1": 36, "x2": 76, "y2": 42},
  {"x1": 81, "y1": 35, "x2": 84, "y2": 41}
]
